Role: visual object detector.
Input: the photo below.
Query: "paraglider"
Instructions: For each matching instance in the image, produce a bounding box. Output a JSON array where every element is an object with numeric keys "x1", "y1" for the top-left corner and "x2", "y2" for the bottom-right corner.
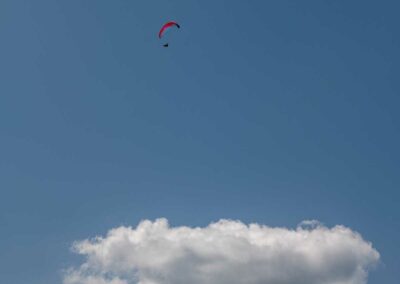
[{"x1": 159, "y1": 21, "x2": 180, "y2": 47}]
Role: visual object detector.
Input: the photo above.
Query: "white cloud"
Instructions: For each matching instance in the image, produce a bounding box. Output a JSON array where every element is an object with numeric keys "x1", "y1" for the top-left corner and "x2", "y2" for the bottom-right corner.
[{"x1": 64, "y1": 218, "x2": 379, "y2": 284}]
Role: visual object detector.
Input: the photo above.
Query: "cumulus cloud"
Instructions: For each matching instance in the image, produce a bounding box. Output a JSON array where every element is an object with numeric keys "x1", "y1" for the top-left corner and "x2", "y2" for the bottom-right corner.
[{"x1": 64, "y1": 218, "x2": 379, "y2": 284}]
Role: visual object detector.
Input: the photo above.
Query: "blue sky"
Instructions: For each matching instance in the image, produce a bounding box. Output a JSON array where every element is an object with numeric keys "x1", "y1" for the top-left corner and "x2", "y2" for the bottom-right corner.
[{"x1": 0, "y1": 1, "x2": 399, "y2": 283}]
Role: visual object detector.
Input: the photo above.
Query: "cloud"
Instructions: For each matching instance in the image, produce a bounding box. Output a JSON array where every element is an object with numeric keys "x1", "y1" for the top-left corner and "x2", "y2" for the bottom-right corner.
[{"x1": 64, "y1": 218, "x2": 379, "y2": 284}]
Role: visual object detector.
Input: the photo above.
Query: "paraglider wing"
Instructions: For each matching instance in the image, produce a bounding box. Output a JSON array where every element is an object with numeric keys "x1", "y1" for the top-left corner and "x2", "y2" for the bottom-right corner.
[{"x1": 158, "y1": 21, "x2": 180, "y2": 38}]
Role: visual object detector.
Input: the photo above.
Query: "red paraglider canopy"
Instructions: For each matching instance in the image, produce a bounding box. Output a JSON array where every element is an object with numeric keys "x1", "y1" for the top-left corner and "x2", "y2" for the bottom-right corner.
[{"x1": 158, "y1": 21, "x2": 180, "y2": 38}]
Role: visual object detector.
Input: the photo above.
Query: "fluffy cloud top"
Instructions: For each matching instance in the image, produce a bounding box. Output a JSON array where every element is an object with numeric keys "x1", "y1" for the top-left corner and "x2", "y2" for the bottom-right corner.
[{"x1": 64, "y1": 218, "x2": 379, "y2": 284}]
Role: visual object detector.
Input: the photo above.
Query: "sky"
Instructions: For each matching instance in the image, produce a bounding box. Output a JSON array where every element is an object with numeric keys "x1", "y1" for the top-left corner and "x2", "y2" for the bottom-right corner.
[{"x1": 0, "y1": 1, "x2": 399, "y2": 283}]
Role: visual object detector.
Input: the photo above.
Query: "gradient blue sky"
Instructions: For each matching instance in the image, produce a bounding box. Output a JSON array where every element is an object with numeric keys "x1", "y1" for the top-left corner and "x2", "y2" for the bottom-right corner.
[{"x1": 0, "y1": 1, "x2": 399, "y2": 283}]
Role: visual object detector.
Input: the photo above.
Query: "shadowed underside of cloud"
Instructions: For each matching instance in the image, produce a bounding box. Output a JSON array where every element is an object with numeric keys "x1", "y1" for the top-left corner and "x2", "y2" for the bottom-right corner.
[{"x1": 63, "y1": 218, "x2": 379, "y2": 284}]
